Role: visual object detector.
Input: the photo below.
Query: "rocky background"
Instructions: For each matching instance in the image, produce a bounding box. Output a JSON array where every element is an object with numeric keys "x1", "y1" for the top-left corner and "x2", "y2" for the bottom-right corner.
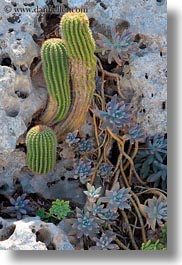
[{"x1": 0, "y1": 0, "x2": 167, "y2": 250}]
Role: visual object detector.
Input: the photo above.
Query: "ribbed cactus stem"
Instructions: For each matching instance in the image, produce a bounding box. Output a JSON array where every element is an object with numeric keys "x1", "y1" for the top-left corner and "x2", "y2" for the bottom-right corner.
[
  {"x1": 54, "y1": 12, "x2": 96, "y2": 139},
  {"x1": 26, "y1": 125, "x2": 57, "y2": 174},
  {"x1": 60, "y1": 12, "x2": 96, "y2": 66},
  {"x1": 40, "y1": 38, "x2": 71, "y2": 124},
  {"x1": 54, "y1": 61, "x2": 94, "y2": 138}
]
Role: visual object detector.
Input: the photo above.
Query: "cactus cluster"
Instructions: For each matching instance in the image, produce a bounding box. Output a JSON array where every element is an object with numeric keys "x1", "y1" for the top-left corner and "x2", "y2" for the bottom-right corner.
[
  {"x1": 54, "y1": 12, "x2": 96, "y2": 139},
  {"x1": 26, "y1": 125, "x2": 57, "y2": 174},
  {"x1": 26, "y1": 12, "x2": 96, "y2": 174}
]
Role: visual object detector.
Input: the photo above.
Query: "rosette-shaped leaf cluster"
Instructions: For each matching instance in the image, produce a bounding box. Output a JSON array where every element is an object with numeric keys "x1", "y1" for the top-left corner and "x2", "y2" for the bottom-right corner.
[
  {"x1": 144, "y1": 196, "x2": 167, "y2": 231},
  {"x1": 98, "y1": 182, "x2": 131, "y2": 211},
  {"x1": 49, "y1": 199, "x2": 71, "y2": 220},
  {"x1": 94, "y1": 94, "x2": 132, "y2": 132},
  {"x1": 135, "y1": 134, "x2": 167, "y2": 190},
  {"x1": 1, "y1": 194, "x2": 33, "y2": 220},
  {"x1": 122, "y1": 124, "x2": 146, "y2": 144},
  {"x1": 91, "y1": 231, "x2": 119, "y2": 250},
  {"x1": 97, "y1": 27, "x2": 138, "y2": 65},
  {"x1": 83, "y1": 183, "x2": 101, "y2": 203},
  {"x1": 97, "y1": 162, "x2": 113, "y2": 181},
  {"x1": 72, "y1": 207, "x2": 102, "y2": 238},
  {"x1": 74, "y1": 160, "x2": 94, "y2": 184}
]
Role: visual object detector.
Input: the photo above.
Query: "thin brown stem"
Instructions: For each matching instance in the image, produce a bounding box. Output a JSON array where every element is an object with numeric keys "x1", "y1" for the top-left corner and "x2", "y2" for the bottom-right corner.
[
  {"x1": 118, "y1": 143, "x2": 147, "y2": 243},
  {"x1": 114, "y1": 238, "x2": 129, "y2": 250},
  {"x1": 107, "y1": 128, "x2": 146, "y2": 185},
  {"x1": 120, "y1": 210, "x2": 139, "y2": 250},
  {"x1": 97, "y1": 57, "x2": 123, "y2": 97},
  {"x1": 124, "y1": 141, "x2": 139, "y2": 171},
  {"x1": 119, "y1": 159, "x2": 147, "y2": 243},
  {"x1": 90, "y1": 154, "x2": 103, "y2": 185},
  {"x1": 107, "y1": 224, "x2": 129, "y2": 250},
  {"x1": 93, "y1": 114, "x2": 101, "y2": 159},
  {"x1": 136, "y1": 189, "x2": 167, "y2": 200}
]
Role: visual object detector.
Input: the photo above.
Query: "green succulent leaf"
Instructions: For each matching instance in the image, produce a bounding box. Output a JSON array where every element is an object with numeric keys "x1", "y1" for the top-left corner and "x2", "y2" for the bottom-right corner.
[
  {"x1": 141, "y1": 240, "x2": 166, "y2": 250},
  {"x1": 49, "y1": 199, "x2": 71, "y2": 220}
]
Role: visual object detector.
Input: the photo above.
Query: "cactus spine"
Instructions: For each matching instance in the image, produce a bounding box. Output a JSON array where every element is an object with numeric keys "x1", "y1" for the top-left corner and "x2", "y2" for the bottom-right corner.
[
  {"x1": 40, "y1": 38, "x2": 71, "y2": 125},
  {"x1": 54, "y1": 12, "x2": 96, "y2": 139},
  {"x1": 26, "y1": 125, "x2": 57, "y2": 174}
]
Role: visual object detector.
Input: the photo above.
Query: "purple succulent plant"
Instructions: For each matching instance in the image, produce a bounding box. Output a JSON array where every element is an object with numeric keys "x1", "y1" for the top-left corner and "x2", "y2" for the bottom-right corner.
[
  {"x1": 135, "y1": 134, "x2": 167, "y2": 190},
  {"x1": 83, "y1": 183, "x2": 101, "y2": 203},
  {"x1": 122, "y1": 124, "x2": 147, "y2": 144},
  {"x1": 98, "y1": 182, "x2": 131, "y2": 212},
  {"x1": 144, "y1": 196, "x2": 167, "y2": 231},
  {"x1": 87, "y1": 202, "x2": 106, "y2": 216},
  {"x1": 90, "y1": 230, "x2": 119, "y2": 250},
  {"x1": 3, "y1": 194, "x2": 33, "y2": 220},
  {"x1": 74, "y1": 160, "x2": 94, "y2": 184},
  {"x1": 94, "y1": 94, "x2": 132, "y2": 132},
  {"x1": 98, "y1": 207, "x2": 119, "y2": 221},
  {"x1": 97, "y1": 27, "x2": 138, "y2": 65},
  {"x1": 65, "y1": 130, "x2": 80, "y2": 147},
  {"x1": 72, "y1": 207, "x2": 102, "y2": 238},
  {"x1": 77, "y1": 139, "x2": 93, "y2": 155},
  {"x1": 97, "y1": 162, "x2": 113, "y2": 181}
]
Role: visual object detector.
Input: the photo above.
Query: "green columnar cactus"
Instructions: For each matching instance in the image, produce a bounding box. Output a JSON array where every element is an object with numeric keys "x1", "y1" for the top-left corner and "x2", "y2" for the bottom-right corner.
[
  {"x1": 60, "y1": 12, "x2": 96, "y2": 66},
  {"x1": 54, "y1": 12, "x2": 96, "y2": 139},
  {"x1": 40, "y1": 38, "x2": 71, "y2": 125},
  {"x1": 26, "y1": 125, "x2": 57, "y2": 174}
]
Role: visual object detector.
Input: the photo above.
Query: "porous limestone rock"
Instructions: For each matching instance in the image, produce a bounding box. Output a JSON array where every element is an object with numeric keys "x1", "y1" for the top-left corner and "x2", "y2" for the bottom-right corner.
[
  {"x1": 18, "y1": 159, "x2": 86, "y2": 207},
  {"x1": 130, "y1": 50, "x2": 167, "y2": 135},
  {"x1": 67, "y1": 0, "x2": 167, "y2": 35},
  {"x1": 0, "y1": 0, "x2": 46, "y2": 69},
  {"x1": 0, "y1": 67, "x2": 26, "y2": 153},
  {"x1": 0, "y1": 0, "x2": 48, "y2": 154},
  {"x1": 0, "y1": 217, "x2": 16, "y2": 242},
  {"x1": 0, "y1": 217, "x2": 74, "y2": 250},
  {"x1": 0, "y1": 66, "x2": 46, "y2": 153},
  {"x1": 0, "y1": 150, "x2": 26, "y2": 196},
  {"x1": 0, "y1": 146, "x2": 86, "y2": 205}
]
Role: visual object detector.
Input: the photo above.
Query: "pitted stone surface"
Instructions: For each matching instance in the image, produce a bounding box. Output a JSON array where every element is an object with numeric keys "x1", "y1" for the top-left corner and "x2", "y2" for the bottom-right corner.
[
  {"x1": 0, "y1": 150, "x2": 26, "y2": 196},
  {"x1": 0, "y1": 66, "x2": 46, "y2": 153},
  {"x1": 0, "y1": 217, "x2": 74, "y2": 250}
]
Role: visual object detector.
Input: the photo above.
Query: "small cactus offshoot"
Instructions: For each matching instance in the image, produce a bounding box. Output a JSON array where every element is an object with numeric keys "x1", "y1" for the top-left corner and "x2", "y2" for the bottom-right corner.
[{"x1": 26, "y1": 125, "x2": 57, "y2": 174}]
